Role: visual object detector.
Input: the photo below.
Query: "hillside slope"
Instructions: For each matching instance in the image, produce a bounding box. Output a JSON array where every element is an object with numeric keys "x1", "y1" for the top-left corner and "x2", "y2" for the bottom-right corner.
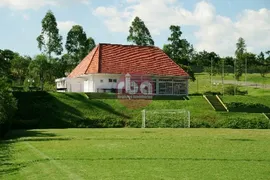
[{"x1": 12, "y1": 92, "x2": 269, "y2": 129}]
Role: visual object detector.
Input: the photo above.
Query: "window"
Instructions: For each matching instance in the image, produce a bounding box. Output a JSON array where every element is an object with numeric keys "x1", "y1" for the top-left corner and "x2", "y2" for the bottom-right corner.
[
  {"x1": 158, "y1": 81, "x2": 173, "y2": 95},
  {"x1": 113, "y1": 79, "x2": 117, "y2": 83},
  {"x1": 109, "y1": 79, "x2": 112, "y2": 82},
  {"x1": 100, "y1": 79, "x2": 103, "y2": 83}
]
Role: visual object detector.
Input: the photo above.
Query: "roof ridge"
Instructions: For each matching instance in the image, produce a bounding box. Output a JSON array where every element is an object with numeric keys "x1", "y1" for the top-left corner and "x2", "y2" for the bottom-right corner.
[
  {"x1": 99, "y1": 43, "x2": 156, "y2": 48},
  {"x1": 84, "y1": 45, "x2": 100, "y2": 75}
]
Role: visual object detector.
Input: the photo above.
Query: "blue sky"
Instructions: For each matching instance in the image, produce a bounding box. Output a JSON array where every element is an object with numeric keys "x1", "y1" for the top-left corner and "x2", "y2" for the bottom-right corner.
[{"x1": 0, "y1": 0, "x2": 269, "y2": 57}]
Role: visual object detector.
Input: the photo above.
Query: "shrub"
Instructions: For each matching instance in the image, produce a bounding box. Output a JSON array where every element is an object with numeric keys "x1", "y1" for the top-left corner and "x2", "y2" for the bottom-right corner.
[
  {"x1": 221, "y1": 117, "x2": 269, "y2": 129},
  {"x1": 227, "y1": 102, "x2": 270, "y2": 113},
  {"x1": 203, "y1": 91, "x2": 221, "y2": 95}
]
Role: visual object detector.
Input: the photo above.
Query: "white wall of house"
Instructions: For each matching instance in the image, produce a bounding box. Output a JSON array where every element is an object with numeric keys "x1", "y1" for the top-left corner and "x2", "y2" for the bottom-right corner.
[
  {"x1": 56, "y1": 74, "x2": 189, "y2": 96},
  {"x1": 56, "y1": 74, "x2": 122, "y2": 93},
  {"x1": 92, "y1": 74, "x2": 121, "y2": 92}
]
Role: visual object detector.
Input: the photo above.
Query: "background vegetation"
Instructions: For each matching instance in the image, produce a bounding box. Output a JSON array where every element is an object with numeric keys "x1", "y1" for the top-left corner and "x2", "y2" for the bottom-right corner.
[{"x1": 0, "y1": 11, "x2": 269, "y2": 136}]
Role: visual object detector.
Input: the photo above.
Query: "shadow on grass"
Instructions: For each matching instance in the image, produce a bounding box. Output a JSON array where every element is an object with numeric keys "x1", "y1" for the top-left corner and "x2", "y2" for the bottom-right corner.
[
  {"x1": 0, "y1": 140, "x2": 24, "y2": 176},
  {"x1": 0, "y1": 129, "x2": 57, "y2": 176},
  {"x1": 12, "y1": 92, "x2": 130, "y2": 129},
  {"x1": 228, "y1": 138, "x2": 256, "y2": 142},
  {"x1": 4, "y1": 129, "x2": 57, "y2": 140},
  {"x1": 13, "y1": 92, "x2": 82, "y2": 129},
  {"x1": 63, "y1": 93, "x2": 130, "y2": 119},
  {"x1": 226, "y1": 102, "x2": 270, "y2": 113}
]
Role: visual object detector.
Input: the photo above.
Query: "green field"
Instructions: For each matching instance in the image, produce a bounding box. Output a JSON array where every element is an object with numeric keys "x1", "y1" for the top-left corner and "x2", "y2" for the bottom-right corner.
[
  {"x1": 189, "y1": 73, "x2": 270, "y2": 95},
  {"x1": 1, "y1": 129, "x2": 270, "y2": 180}
]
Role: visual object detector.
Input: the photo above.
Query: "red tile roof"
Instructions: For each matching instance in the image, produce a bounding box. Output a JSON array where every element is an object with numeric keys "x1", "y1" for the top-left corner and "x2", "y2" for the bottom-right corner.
[{"x1": 68, "y1": 43, "x2": 189, "y2": 78}]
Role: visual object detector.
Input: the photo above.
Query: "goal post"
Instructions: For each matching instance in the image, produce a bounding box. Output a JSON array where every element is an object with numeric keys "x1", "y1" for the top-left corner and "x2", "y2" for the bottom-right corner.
[{"x1": 141, "y1": 109, "x2": 190, "y2": 128}]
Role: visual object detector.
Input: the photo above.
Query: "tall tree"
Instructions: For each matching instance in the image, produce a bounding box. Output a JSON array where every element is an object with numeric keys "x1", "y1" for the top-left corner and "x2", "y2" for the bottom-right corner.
[
  {"x1": 86, "y1": 37, "x2": 96, "y2": 53},
  {"x1": 234, "y1": 37, "x2": 247, "y2": 80},
  {"x1": 163, "y1": 25, "x2": 195, "y2": 80},
  {"x1": 28, "y1": 55, "x2": 50, "y2": 91},
  {"x1": 127, "y1": 16, "x2": 154, "y2": 46},
  {"x1": 65, "y1": 25, "x2": 95, "y2": 65},
  {"x1": 37, "y1": 10, "x2": 63, "y2": 58},
  {"x1": 257, "y1": 52, "x2": 265, "y2": 64},
  {"x1": 163, "y1": 25, "x2": 194, "y2": 66},
  {"x1": 10, "y1": 55, "x2": 31, "y2": 86},
  {"x1": 0, "y1": 52, "x2": 16, "y2": 138}
]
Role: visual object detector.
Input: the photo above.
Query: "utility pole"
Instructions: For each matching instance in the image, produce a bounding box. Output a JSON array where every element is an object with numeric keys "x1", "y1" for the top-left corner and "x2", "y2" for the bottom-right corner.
[
  {"x1": 234, "y1": 58, "x2": 236, "y2": 95},
  {"x1": 222, "y1": 58, "x2": 224, "y2": 96},
  {"x1": 211, "y1": 57, "x2": 213, "y2": 91},
  {"x1": 197, "y1": 77, "x2": 199, "y2": 93},
  {"x1": 245, "y1": 57, "x2": 247, "y2": 91}
]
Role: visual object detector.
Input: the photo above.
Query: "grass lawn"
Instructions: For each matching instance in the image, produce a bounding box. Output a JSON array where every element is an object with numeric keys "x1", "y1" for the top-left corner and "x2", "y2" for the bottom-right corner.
[
  {"x1": 1, "y1": 129, "x2": 270, "y2": 180},
  {"x1": 189, "y1": 73, "x2": 270, "y2": 95}
]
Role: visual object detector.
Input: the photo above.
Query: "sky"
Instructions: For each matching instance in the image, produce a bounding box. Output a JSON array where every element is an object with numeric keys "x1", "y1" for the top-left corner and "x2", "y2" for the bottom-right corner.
[{"x1": 0, "y1": 0, "x2": 270, "y2": 57}]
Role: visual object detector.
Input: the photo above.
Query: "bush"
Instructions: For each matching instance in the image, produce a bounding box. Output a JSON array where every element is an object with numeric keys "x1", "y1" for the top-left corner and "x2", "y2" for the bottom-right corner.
[
  {"x1": 227, "y1": 102, "x2": 270, "y2": 113},
  {"x1": 203, "y1": 91, "x2": 221, "y2": 95},
  {"x1": 221, "y1": 117, "x2": 269, "y2": 129}
]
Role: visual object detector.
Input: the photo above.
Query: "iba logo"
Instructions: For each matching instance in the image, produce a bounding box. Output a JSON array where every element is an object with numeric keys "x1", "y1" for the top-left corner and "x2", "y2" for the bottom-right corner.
[{"x1": 116, "y1": 73, "x2": 154, "y2": 109}]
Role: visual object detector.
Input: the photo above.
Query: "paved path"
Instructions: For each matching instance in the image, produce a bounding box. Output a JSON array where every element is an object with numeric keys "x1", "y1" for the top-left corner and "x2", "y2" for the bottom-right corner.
[{"x1": 213, "y1": 80, "x2": 270, "y2": 89}]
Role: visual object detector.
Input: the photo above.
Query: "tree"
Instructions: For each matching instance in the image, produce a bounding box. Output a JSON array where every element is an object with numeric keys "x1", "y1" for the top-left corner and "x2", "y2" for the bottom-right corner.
[
  {"x1": 1, "y1": 49, "x2": 17, "y2": 62},
  {"x1": 0, "y1": 53, "x2": 16, "y2": 138},
  {"x1": 66, "y1": 25, "x2": 95, "y2": 65},
  {"x1": 28, "y1": 55, "x2": 50, "y2": 91},
  {"x1": 191, "y1": 50, "x2": 220, "y2": 67},
  {"x1": 127, "y1": 16, "x2": 154, "y2": 46},
  {"x1": 86, "y1": 37, "x2": 96, "y2": 53},
  {"x1": 37, "y1": 10, "x2": 63, "y2": 58},
  {"x1": 0, "y1": 79, "x2": 17, "y2": 138},
  {"x1": 234, "y1": 37, "x2": 247, "y2": 80},
  {"x1": 257, "y1": 52, "x2": 265, "y2": 64},
  {"x1": 10, "y1": 55, "x2": 31, "y2": 86},
  {"x1": 163, "y1": 25, "x2": 195, "y2": 66},
  {"x1": 256, "y1": 65, "x2": 269, "y2": 77},
  {"x1": 0, "y1": 53, "x2": 11, "y2": 78},
  {"x1": 265, "y1": 51, "x2": 270, "y2": 63},
  {"x1": 163, "y1": 25, "x2": 195, "y2": 80},
  {"x1": 255, "y1": 51, "x2": 270, "y2": 77}
]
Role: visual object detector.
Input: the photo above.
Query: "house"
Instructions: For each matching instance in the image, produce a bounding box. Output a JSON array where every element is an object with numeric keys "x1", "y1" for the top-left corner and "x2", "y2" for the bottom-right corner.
[{"x1": 55, "y1": 43, "x2": 189, "y2": 96}]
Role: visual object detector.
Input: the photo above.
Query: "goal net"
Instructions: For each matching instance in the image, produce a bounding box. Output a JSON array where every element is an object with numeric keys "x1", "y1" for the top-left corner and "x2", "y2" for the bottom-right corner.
[{"x1": 141, "y1": 109, "x2": 190, "y2": 128}]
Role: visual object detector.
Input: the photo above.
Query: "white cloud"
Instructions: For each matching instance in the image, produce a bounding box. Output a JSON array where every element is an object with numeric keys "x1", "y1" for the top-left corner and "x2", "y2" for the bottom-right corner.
[
  {"x1": 57, "y1": 21, "x2": 78, "y2": 32},
  {"x1": 0, "y1": 0, "x2": 58, "y2": 10},
  {"x1": 78, "y1": 0, "x2": 90, "y2": 5},
  {"x1": 93, "y1": 0, "x2": 270, "y2": 56},
  {"x1": 0, "y1": 0, "x2": 91, "y2": 10}
]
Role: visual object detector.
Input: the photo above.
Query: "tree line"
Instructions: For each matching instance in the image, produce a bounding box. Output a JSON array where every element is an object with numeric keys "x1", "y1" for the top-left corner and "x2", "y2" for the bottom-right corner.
[
  {"x1": 128, "y1": 17, "x2": 270, "y2": 81},
  {"x1": 1, "y1": 11, "x2": 270, "y2": 92}
]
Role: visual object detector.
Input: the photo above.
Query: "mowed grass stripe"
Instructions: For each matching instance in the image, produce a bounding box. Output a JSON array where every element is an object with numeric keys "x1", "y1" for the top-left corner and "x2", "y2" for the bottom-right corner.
[
  {"x1": 2, "y1": 129, "x2": 270, "y2": 179},
  {"x1": 24, "y1": 142, "x2": 83, "y2": 180}
]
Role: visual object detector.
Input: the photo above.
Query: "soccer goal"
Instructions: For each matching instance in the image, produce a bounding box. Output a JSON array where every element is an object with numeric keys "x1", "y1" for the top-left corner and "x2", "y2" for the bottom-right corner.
[{"x1": 141, "y1": 109, "x2": 190, "y2": 128}]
